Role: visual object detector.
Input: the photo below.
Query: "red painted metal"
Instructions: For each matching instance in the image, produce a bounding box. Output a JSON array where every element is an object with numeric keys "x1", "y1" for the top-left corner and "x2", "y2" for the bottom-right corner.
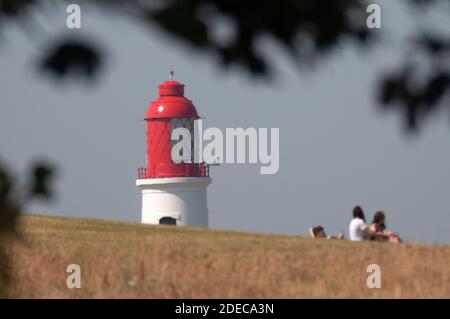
[
  {"x1": 145, "y1": 81, "x2": 199, "y2": 120},
  {"x1": 137, "y1": 163, "x2": 209, "y2": 179},
  {"x1": 140, "y1": 79, "x2": 207, "y2": 179}
]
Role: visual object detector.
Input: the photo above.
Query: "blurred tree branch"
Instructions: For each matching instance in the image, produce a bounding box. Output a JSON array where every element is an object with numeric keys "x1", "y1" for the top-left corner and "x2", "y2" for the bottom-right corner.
[
  {"x1": 0, "y1": 158, "x2": 54, "y2": 297},
  {"x1": 1, "y1": 0, "x2": 448, "y2": 130},
  {"x1": 379, "y1": 32, "x2": 450, "y2": 130}
]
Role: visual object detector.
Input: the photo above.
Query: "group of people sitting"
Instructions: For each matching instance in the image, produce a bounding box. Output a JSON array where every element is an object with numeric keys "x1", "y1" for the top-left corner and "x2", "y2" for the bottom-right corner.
[{"x1": 309, "y1": 206, "x2": 402, "y2": 243}]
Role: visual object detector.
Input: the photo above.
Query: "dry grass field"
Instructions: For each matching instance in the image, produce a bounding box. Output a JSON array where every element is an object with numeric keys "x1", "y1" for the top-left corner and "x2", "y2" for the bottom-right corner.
[{"x1": 4, "y1": 214, "x2": 450, "y2": 298}]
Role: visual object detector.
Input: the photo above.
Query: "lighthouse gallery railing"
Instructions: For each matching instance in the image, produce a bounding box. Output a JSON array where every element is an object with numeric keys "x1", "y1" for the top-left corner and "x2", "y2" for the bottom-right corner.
[{"x1": 137, "y1": 163, "x2": 209, "y2": 179}]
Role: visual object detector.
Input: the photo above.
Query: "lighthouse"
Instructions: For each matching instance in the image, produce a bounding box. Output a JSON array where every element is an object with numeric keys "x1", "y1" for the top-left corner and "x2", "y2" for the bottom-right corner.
[{"x1": 136, "y1": 74, "x2": 211, "y2": 227}]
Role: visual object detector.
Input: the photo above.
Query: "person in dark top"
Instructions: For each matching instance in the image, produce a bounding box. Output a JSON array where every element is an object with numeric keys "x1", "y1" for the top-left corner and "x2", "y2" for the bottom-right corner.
[{"x1": 369, "y1": 211, "x2": 402, "y2": 243}]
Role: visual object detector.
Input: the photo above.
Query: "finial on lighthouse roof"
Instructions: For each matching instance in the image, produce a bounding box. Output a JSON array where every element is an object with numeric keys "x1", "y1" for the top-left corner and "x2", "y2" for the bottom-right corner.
[{"x1": 158, "y1": 72, "x2": 184, "y2": 97}]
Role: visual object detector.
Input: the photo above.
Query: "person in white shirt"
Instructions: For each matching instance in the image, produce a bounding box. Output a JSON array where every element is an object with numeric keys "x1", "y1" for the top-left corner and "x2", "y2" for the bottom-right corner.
[
  {"x1": 349, "y1": 206, "x2": 391, "y2": 241},
  {"x1": 349, "y1": 206, "x2": 368, "y2": 241}
]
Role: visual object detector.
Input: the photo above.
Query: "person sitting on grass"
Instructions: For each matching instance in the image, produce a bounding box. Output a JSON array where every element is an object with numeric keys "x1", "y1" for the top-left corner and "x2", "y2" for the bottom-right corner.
[
  {"x1": 369, "y1": 211, "x2": 402, "y2": 244},
  {"x1": 309, "y1": 226, "x2": 345, "y2": 240},
  {"x1": 349, "y1": 206, "x2": 389, "y2": 242}
]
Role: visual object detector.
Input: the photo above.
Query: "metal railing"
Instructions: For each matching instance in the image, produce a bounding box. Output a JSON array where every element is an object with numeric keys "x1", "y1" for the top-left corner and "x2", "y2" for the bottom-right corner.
[{"x1": 137, "y1": 163, "x2": 209, "y2": 179}]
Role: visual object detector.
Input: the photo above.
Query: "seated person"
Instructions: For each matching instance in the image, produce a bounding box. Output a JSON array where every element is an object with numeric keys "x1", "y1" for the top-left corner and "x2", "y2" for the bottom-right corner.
[
  {"x1": 349, "y1": 206, "x2": 390, "y2": 241},
  {"x1": 369, "y1": 211, "x2": 402, "y2": 244},
  {"x1": 309, "y1": 226, "x2": 344, "y2": 240}
]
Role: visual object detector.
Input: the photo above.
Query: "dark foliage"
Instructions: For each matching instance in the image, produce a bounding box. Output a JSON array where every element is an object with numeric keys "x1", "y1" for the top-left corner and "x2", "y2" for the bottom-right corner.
[
  {"x1": 40, "y1": 40, "x2": 101, "y2": 80},
  {"x1": 0, "y1": 158, "x2": 54, "y2": 296},
  {"x1": 1, "y1": 0, "x2": 447, "y2": 131},
  {"x1": 379, "y1": 33, "x2": 450, "y2": 130}
]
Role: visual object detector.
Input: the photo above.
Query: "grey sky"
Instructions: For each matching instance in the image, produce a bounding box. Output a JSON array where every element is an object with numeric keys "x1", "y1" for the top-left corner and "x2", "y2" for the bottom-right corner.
[{"x1": 1, "y1": 1, "x2": 449, "y2": 243}]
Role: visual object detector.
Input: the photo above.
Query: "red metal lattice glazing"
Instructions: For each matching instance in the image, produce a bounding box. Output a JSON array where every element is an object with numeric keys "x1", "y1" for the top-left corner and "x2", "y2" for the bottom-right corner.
[{"x1": 138, "y1": 79, "x2": 208, "y2": 179}]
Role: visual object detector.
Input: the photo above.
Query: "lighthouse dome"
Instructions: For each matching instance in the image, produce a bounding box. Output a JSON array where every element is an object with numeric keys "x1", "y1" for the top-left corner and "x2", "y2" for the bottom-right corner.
[{"x1": 145, "y1": 80, "x2": 199, "y2": 120}]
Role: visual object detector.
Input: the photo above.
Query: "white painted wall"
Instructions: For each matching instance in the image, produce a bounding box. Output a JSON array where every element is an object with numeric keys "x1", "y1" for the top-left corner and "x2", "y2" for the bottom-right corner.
[{"x1": 136, "y1": 177, "x2": 211, "y2": 227}]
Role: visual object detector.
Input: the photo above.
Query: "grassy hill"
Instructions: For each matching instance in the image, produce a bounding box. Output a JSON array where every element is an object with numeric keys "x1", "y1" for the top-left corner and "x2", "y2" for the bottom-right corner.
[{"x1": 5, "y1": 214, "x2": 450, "y2": 298}]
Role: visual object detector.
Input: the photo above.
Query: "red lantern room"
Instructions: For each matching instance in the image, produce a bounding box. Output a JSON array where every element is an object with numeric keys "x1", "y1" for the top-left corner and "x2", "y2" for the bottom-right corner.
[{"x1": 138, "y1": 74, "x2": 208, "y2": 179}]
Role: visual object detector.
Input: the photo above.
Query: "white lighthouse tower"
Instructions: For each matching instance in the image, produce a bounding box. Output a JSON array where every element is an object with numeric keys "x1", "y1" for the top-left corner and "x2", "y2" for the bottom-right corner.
[{"x1": 136, "y1": 75, "x2": 211, "y2": 227}]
